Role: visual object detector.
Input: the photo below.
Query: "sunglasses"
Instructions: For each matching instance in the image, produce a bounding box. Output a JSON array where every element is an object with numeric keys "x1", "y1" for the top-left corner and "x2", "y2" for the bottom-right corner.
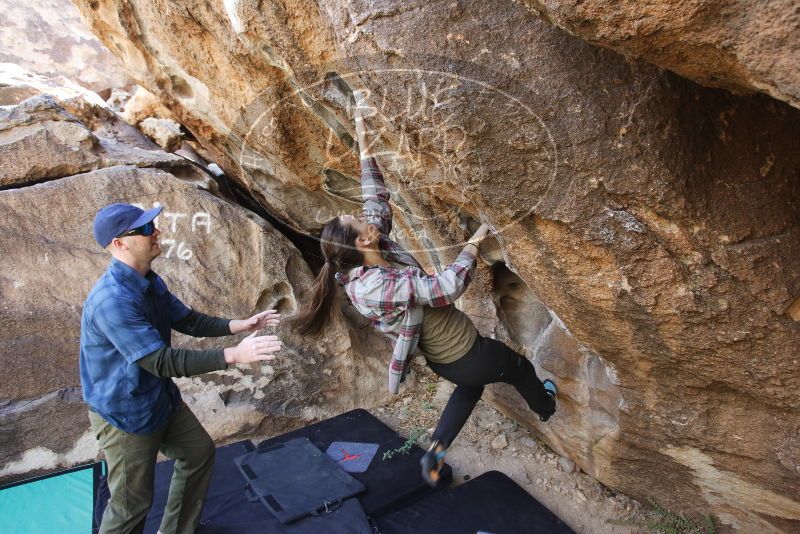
[{"x1": 116, "y1": 221, "x2": 156, "y2": 238}]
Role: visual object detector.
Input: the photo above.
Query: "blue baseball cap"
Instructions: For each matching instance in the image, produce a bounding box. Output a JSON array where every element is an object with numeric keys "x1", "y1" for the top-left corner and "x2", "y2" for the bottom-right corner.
[{"x1": 93, "y1": 203, "x2": 163, "y2": 248}]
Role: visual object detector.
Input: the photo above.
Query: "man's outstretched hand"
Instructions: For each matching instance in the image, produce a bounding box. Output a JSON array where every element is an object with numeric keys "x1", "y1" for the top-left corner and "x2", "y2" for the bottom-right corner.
[
  {"x1": 224, "y1": 332, "x2": 282, "y2": 365},
  {"x1": 229, "y1": 309, "x2": 281, "y2": 334}
]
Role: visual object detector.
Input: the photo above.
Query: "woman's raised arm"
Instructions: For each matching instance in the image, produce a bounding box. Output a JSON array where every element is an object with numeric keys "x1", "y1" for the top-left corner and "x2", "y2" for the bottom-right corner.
[
  {"x1": 358, "y1": 224, "x2": 492, "y2": 312},
  {"x1": 354, "y1": 90, "x2": 393, "y2": 235}
]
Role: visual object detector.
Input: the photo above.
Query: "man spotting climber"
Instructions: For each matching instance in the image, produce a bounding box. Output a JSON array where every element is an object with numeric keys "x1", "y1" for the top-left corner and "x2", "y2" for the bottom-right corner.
[{"x1": 80, "y1": 203, "x2": 283, "y2": 534}]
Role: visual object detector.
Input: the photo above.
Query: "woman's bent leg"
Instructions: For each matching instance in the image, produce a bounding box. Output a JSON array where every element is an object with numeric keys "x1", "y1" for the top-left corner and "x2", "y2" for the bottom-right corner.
[
  {"x1": 430, "y1": 384, "x2": 484, "y2": 447},
  {"x1": 486, "y1": 338, "x2": 556, "y2": 419},
  {"x1": 427, "y1": 337, "x2": 498, "y2": 448},
  {"x1": 427, "y1": 335, "x2": 556, "y2": 446}
]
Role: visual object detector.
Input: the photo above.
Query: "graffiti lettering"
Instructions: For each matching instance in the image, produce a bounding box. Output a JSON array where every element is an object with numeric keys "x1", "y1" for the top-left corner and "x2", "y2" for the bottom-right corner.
[{"x1": 129, "y1": 202, "x2": 211, "y2": 261}]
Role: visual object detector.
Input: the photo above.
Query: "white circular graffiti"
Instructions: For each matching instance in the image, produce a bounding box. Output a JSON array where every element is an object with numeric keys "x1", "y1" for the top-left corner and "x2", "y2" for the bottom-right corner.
[{"x1": 235, "y1": 64, "x2": 558, "y2": 255}]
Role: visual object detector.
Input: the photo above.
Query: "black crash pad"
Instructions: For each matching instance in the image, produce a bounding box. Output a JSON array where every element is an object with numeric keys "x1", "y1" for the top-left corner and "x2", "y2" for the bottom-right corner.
[
  {"x1": 234, "y1": 437, "x2": 365, "y2": 523},
  {"x1": 197, "y1": 497, "x2": 373, "y2": 534},
  {"x1": 376, "y1": 470, "x2": 574, "y2": 534},
  {"x1": 256, "y1": 408, "x2": 453, "y2": 516},
  {"x1": 96, "y1": 439, "x2": 371, "y2": 533},
  {"x1": 94, "y1": 409, "x2": 455, "y2": 532}
]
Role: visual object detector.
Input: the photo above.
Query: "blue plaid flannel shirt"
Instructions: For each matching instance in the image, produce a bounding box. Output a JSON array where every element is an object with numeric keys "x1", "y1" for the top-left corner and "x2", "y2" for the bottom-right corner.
[{"x1": 79, "y1": 259, "x2": 191, "y2": 433}]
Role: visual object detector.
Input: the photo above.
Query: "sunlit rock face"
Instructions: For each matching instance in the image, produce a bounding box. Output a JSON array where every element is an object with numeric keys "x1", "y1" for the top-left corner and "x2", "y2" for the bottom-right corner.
[
  {"x1": 0, "y1": 89, "x2": 390, "y2": 483},
  {"x1": 0, "y1": 0, "x2": 131, "y2": 94},
  {"x1": 66, "y1": 0, "x2": 800, "y2": 529}
]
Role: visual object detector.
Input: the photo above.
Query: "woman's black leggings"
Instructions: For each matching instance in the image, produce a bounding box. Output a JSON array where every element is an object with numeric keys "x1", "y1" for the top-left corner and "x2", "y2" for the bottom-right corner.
[{"x1": 426, "y1": 335, "x2": 555, "y2": 448}]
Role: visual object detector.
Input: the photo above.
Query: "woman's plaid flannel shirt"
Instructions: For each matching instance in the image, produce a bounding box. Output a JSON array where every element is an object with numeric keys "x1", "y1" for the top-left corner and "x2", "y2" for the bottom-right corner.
[{"x1": 335, "y1": 157, "x2": 478, "y2": 394}]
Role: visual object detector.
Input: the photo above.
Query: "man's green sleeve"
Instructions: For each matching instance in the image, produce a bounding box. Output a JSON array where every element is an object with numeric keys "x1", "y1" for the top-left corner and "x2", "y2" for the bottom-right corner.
[
  {"x1": 137, "y1": 347, "x2": 227, "y2": 378},
  {"x1": 173, "y1": 309, "x2": 232, "y2": 337}
]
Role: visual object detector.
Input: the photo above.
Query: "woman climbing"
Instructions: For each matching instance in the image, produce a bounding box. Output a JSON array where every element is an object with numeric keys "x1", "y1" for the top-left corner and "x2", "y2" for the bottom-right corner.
[{"x1": 293, "y1": 91, "x2": 558, "y2": 486}]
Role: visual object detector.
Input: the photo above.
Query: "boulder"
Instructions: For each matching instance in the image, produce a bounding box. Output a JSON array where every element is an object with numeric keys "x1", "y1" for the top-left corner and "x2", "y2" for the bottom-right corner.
[
  {"x1": 0, "y1": 95, "x2": 183, "y2": 187},
  {"x1": 0, "y1": 64, "x2": 155, "y2": 151},
  {"x1": 0, "y1": 162, "x2": 390, "y2": 481},
  {"x1": 56, "y1": 0, "x2": 800, "y2": 529},
  {"x1": 1, "y1": 63, "x2": 110, "y2": 107},
  {"x1": 0, "y1": 84, "x2": 390, "y2": 482}
]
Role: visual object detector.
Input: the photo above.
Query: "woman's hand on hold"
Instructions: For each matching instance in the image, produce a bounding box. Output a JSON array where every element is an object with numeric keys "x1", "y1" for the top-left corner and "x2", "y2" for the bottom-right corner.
[
  {"x1": 353, "y1": 89, "x2": 377, "y2": 121},
  {"x1": 353, "y1": 89, "x2": 369, "y2": 108},
  {"x1": 468, "y1": 223, "x2": 492, "y2": 246}
]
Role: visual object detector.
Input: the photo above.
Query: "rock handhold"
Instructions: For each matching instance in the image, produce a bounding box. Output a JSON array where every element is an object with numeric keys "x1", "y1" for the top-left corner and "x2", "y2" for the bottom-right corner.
[
  {"x1": 139, "y1": 117, "x2": 184, "y2": 152},
  {"x1": 558, "y1": 456, "x2": 576, "y2": 473},
  {"x1": 121, "y1": 86, "x2": 175, "y2": 125}
]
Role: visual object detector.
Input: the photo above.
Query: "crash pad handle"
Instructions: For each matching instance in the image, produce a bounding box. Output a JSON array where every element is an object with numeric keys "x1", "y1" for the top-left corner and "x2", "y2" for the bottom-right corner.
[
  {"x1": 310, "y1": 498, "x2": 342, "y2": 516},
  {"x1": 243, "y1": 483, "x2": 259, "y2": 502}
]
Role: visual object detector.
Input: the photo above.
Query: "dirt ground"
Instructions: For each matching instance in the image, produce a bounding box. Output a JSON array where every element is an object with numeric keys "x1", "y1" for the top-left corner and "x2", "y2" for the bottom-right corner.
[{"x1": 371, "y1": 362, "x2": 653, "y2": 534}]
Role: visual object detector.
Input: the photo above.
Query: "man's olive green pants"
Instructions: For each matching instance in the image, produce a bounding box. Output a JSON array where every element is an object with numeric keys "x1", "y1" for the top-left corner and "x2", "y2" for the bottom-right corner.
[{"x1": 89, "y1": 405, "x2": 215, "y2": 534}]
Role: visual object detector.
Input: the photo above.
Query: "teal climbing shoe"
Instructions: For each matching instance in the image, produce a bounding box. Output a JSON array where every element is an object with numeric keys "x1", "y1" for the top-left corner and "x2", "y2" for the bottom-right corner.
[{"x1": 539, "y1": 379, "x2": 558, "y2": 422}]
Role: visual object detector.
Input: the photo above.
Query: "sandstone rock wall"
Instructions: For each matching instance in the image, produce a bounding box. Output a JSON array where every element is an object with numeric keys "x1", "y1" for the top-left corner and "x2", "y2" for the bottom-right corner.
[
  {"x1": 519, "y1": 0, "x2": 800, "y2": 110},
  {"x1": 51, "y1": 0, "x2": 800, "y2": 530},
  {"x1": 0, "y1": 0, "x2": 132, "y2": 94},
  {"x1": 0, "y1": 90, "x2": 390, "y2": 482}
]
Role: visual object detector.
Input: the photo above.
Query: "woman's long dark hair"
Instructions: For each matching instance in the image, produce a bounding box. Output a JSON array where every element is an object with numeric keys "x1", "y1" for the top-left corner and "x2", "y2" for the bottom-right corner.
[{"x1": 293, "y1": 217, "x2": 364, "y2": 335}]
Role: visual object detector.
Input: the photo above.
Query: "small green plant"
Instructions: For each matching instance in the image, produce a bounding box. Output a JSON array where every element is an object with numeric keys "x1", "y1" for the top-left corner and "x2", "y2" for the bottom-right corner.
[
  {"x1": 703, "y1": 515, "x2": 716, "y2": 534},
  {"x1": 383, "y1": 427, "x2": 425, "y2": 460},
  {"x1": 426, "y1": 382, "x2": 437, "y2": 394},
  {"x1": 421, "y1": 400, "x2": 435, "y2": 411},
  {"x1": 625, "y1": 499, "x2": 715, "y2": 534}
]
